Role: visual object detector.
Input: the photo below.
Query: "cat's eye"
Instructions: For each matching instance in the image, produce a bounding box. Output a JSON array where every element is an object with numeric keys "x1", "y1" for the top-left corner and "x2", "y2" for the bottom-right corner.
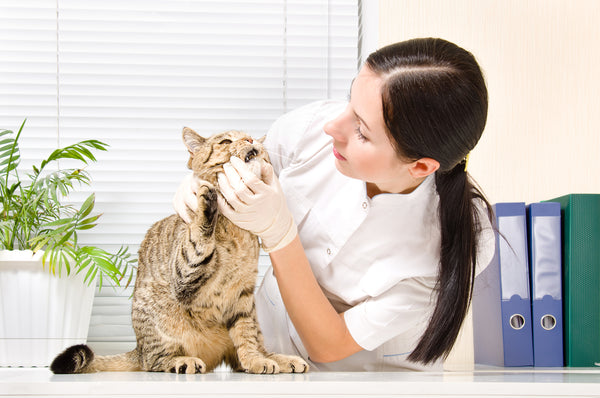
[{"x1": 218, "y1": 139, "x2": 232, "y2": 145}]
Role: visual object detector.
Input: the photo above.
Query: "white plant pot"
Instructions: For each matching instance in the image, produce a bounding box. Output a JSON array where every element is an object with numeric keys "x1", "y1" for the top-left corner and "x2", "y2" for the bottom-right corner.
[{"x1": 0, "y1": 250, "x2": 96, "y2": 367}]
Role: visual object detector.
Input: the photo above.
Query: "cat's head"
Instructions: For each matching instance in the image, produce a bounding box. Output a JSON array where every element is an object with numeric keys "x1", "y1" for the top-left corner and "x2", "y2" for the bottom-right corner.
[{"x1": 182, "y1": 127, "x2": 270, "y2": 184}]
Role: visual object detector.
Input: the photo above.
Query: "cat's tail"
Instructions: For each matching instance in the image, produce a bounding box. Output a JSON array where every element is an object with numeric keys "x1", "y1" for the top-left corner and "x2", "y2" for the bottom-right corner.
[{"x1": 50, "y1": 344, "x2": 142, "y2": 374}]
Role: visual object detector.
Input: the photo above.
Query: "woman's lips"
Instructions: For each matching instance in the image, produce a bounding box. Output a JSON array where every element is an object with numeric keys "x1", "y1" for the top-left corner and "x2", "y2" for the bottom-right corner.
[{"x1": 332, "y1": 147, "x2": 346, "y2": 161}]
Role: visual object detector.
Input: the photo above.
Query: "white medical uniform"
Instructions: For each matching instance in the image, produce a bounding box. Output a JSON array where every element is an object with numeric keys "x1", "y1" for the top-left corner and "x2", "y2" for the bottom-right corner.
[{"x1": 255, "y1": 100, "x2": 495, "y2": 371}]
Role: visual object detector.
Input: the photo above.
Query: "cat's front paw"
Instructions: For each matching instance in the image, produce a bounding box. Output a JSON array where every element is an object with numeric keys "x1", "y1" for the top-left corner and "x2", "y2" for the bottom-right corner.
[
  {"x1": 168, "y1": 356, "x2": 207, "y2": 374},
  {"x1": 268, "y1": 353, "x2": 309, "y2": 373},
  {"x1": 195, "y1": 180, "x2": 219, "y2": 234},
  {"x1": 243, "y1": 356, "x2": 280, "y2": 374}
]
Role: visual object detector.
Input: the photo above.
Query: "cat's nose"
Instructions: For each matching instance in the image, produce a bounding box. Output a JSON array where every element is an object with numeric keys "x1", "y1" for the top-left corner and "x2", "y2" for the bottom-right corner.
[{"x1": 245, "y1": 137, "x2": 253, "y2": 144}]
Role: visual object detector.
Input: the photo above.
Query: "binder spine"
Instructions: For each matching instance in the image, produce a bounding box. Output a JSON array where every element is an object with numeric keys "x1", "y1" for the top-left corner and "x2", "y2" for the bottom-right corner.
[
  {"x1": 495, "y1": 203, "x2": 534, "y2": 367},
  {"x1": 528, "y1": 202, "x2": 564, "y2": 367}
]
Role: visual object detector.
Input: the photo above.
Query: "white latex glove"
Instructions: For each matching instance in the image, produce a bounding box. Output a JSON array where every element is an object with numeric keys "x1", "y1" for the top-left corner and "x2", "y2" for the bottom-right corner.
[
  {"x1": 217, "y1": 156, "x2": 297, "y2": 253},
  {"x1": 172, "y1": 173, "x2": 201, "y2": 224}
]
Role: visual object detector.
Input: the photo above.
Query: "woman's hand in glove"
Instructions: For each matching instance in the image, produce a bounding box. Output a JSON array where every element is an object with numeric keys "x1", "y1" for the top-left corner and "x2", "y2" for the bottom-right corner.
[
  {"x1": 172, "y1": 173, "x2": 202, "y2": 224},
  {"x1": 217, "y1": 156, "x2": 297, "y2": 253}
]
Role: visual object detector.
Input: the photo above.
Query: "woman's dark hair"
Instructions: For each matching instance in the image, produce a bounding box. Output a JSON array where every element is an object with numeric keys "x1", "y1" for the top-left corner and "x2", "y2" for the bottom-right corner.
[{"x1": 366, "y1": 38, "x2": 493, "y2": 364}]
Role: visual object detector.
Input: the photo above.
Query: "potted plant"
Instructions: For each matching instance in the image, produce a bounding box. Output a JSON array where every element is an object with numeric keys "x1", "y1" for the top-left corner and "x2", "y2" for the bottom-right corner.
[{"x1": 0, "y1": 120, "x2": 136, "y2": 367}]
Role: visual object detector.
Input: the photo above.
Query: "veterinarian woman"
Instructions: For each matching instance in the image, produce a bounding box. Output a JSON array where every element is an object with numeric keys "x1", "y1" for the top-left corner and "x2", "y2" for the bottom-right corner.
[{"x1": 175, "y1": 37, "x2": 495, "y2": 371}]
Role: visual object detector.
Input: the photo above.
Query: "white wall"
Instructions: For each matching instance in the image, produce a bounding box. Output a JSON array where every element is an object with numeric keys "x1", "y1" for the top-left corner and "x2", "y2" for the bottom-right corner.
[{"x1": 378, "y1": 0, "x2": 600, "y2": 204}]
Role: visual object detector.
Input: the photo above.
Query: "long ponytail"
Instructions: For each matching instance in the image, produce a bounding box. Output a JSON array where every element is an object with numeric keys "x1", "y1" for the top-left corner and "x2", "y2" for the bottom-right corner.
[
  {"x1": 408, "y1": 163, "x2": 491, "y2": 363},
  {"x1": 366, "y1": 38, "x2": 493, "y2": 364}
]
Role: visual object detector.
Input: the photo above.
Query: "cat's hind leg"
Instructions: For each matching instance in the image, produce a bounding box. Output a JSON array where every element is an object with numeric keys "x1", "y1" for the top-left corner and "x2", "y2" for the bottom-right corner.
[
  {"x1": 227, "y1": 316, "x2": 279, "y2": 374},
  {"x1": 225, "y1": 298, "x2": 281, "y2": 374},
  {"x1": 134, "y1": 319, "x2": 207, "y2": 374},
  {"x1": 256, "y1": 327, "x2": 309, "y2": 373},
  {"x1": 139, "y1": 340, "x2": 207, "y2": 374},
  {"x1": 166, "y1": 356, "x2": 207, "y2": 374},
  {"x1": 148, "y1": 354, "x2": 207, "y2": 374},
  {"x1": 266, "y1": 352, "x2": 309, "y2": 373}
]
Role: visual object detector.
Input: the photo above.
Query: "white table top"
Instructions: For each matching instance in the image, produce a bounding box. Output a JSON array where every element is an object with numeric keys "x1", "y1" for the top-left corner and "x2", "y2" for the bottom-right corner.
[{"x1": 1, "y1": 367, "x2": 600, "y2": 397}]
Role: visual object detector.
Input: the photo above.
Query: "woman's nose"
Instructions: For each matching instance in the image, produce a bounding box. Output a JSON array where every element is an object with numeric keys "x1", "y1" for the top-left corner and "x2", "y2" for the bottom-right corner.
[{"x1": 324, "y1": 112, "x2": 350, "y2": 141}]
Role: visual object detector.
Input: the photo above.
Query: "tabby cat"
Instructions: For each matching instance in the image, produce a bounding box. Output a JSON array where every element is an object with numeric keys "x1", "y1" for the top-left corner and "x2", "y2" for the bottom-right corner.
[{"x1": 50, "y1": 128, "x2": 308, "y2": 374}]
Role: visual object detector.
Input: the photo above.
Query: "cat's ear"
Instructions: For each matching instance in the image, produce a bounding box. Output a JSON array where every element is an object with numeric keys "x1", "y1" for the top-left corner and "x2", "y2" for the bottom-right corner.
[
  {"x1": 257, "y1": 135, "x2": 266, "y2": 144},
  {"x1": 182, "y1": 127, "x2": 206, "y2": 154},
  {"x1": 182, "y1": 127, "x2": 207, "y2": 169}
]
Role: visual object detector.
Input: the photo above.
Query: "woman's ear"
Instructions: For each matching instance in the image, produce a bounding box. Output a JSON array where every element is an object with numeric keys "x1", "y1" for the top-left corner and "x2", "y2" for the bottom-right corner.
[{"x1": 408, "y1": 157, "x2": 440, "y2": 179}]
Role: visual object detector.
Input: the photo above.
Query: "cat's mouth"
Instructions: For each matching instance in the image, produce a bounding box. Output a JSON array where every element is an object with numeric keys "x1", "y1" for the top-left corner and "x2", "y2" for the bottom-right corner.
[
  {"x1": 244, "y1": 148, "x2": 258, "y2": 163},
  {"x1": 237, "y1": 148, "x2": 264, "y2": 179}
]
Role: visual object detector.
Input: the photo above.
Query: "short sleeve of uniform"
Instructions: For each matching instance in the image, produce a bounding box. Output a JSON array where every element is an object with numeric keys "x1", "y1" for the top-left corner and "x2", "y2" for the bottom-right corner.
[{"x1": 343, "y1": 199, "x2": 497, "y2": 352}]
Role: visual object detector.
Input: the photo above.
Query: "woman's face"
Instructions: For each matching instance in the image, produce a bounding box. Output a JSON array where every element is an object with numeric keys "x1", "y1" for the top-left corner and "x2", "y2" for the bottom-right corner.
[{"x1": 324, "y1": 66, "x2": 422, "y2": 196}]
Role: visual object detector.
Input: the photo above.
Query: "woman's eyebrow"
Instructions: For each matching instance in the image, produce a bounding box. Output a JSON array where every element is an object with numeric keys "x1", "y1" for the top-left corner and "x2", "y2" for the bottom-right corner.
[{"x1": 353, "y1": 110, "x2": 371, "y2": 131}]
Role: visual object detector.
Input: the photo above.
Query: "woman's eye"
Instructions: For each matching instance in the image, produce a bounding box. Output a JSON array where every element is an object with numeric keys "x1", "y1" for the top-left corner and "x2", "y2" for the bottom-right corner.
[
  {"x1": 355, "y1": 125, "x2": 368, "y2": 142},
  {"x1": 218, "y1": 139, "x2": 232, "y2": 145}
]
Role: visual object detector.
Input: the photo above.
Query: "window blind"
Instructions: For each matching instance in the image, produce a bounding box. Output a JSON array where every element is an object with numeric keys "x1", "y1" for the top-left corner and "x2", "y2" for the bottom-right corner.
[{"x1": 0, "y1": 0, "x2": 359, "y2": 353}]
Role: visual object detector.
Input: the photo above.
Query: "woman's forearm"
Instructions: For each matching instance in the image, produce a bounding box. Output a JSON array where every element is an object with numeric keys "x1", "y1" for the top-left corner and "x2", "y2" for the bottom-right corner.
[{"x1": 268, "y1": 235, "x2": 363, "y2": 363}]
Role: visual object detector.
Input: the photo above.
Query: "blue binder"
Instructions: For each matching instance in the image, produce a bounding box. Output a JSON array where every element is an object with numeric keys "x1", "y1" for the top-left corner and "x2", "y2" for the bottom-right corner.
[
  {"x1": 473, "y1": 203, "x2": 534, "y2": 366},
  {"x1": 527, "y1": 202, "x2": 564, "y2": 367}
]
